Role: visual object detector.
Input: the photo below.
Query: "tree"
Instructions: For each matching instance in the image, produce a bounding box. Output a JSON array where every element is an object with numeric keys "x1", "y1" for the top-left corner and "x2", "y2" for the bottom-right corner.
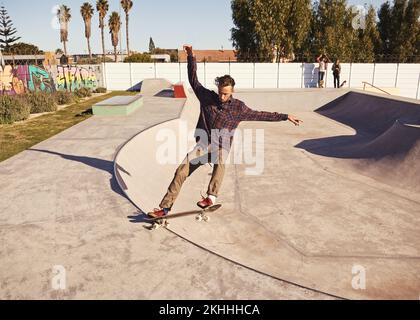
[
  {"x1": 121, "y1": 0, "x2": 133, "y2": 56},
  {"x1": 57, "y1": 5, "x2": 71, "y2": 56},
  {"x1": 81, "y1": 2, "x2": 94, "y2": 59},
  {"x1": 149, "y1": 37, "x2": 155, "y2": 53},
  {"x1": 278, "y1": 0, "x2": 312, "y2": 61},
  {"x1": 0, "y1": 6, "x2": 21, "y2": 50},
  {"x1": 108, "y1": 12, "x2": 121, "y2": 62},
  {"x1": 308, "y1": 0, "x2": 355, "y2": 62},
  {"x1": 231, "y1": 0, "x2": 311, "y2": 62},
  {"x1": 124, "y1": 52, "x2": 152, "y2": 62},
  {"x1": 96, "y1": 0, "x2": 109, "y2": 62},
  {"x1": 392, "y1": 0, "x2": 420, "y2": 62},
  {"x1": 352, "y1": 6, "x2": 381, "y2": 62},
  {"x1": 405, "y1": 0, "x2": 420, "y2": 62},
  {"x1": 378, "y1": 0, "x2": 420, "y2": 62},
  {"x1": 3, "y1": 42, "x2": 43, "y2": 55},
  {"x1": 231, "y1": 0, "x2": 258, "y2": 61},
  {"x1": 378, "y1": 1, "x2": 392, "y2": 56}
]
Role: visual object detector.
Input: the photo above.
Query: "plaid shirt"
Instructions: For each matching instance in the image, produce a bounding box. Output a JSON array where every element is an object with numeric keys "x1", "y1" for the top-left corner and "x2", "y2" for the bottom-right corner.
[{"x1": 188, "y1": 55, "x2": 288, "y2": 151}]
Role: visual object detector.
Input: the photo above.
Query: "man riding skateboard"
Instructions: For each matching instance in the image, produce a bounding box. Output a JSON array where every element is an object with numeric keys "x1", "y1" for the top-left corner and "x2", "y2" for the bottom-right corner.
[{"x1": 148, "y1": 45, "x2": 303, "y2": 219}]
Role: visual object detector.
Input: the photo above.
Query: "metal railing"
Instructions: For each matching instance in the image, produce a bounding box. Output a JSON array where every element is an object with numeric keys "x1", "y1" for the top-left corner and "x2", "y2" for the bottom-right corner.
[{"x1": 362, "y1": 81, "x2": 392, "y2": 95}]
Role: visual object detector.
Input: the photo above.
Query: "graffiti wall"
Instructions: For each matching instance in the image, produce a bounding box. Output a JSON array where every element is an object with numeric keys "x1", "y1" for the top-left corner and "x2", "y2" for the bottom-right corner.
[
  {"x1": 0, "y1": 64, "x2": 103, "y2": 95},
  {"x1": 54, "y1": 65, "x2": 101, "y2": 91}
]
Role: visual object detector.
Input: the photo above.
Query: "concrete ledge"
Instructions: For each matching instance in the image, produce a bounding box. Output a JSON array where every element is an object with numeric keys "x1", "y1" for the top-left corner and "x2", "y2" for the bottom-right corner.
[{"x1": 92, "y1": 95, "x2": 144, "y2": 116}]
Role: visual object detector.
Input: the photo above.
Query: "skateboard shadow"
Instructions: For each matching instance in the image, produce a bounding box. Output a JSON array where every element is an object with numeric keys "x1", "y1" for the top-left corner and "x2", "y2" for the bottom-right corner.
[
  {"x1": 28, "y1": 148, "x2": 126, "y2": 198},
  {"x1": 127, "y1": 211, "x2": 157, "y2": 230},
  {"x1": 127, "y1": 212, "x2": 150, "y2": 224}
]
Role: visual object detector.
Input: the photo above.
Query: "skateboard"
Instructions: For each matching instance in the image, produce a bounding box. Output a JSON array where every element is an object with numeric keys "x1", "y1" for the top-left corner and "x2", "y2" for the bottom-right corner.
[
  {"x1": 146, "y1": 204, "x2": 222, "y2": 230},
  {"x1": 340, "y1": 80, "x2": 347, "y2": 88}
]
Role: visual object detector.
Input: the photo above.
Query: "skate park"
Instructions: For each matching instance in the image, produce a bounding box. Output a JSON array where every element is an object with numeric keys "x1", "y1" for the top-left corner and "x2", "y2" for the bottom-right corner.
[{"x1": 1, "y1": 77, "x2": 419, "y2": 299}]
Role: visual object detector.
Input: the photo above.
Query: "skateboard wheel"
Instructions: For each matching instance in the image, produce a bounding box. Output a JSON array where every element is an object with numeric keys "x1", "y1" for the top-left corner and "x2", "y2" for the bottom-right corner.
[
  {"x1": 196, "y1": 215, "x2": 203, "y2": 222},
  {"x1": 203, "y1": 215, "x2": 210, "y2": 222}
]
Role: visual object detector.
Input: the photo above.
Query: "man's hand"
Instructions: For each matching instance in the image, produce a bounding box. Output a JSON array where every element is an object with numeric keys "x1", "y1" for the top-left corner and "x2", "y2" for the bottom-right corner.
[
  {"x1": 287, "y1": 115, "x2": 303, "y2": 126},
  {"x1": 183, "y1": 45, "x2": 193, "y2": 57}
]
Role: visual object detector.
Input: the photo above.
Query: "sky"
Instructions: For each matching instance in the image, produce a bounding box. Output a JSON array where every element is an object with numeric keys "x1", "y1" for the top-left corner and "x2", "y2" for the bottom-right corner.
[{"x1": 2, "y1": 0, "x2": 387, "y2": 55}]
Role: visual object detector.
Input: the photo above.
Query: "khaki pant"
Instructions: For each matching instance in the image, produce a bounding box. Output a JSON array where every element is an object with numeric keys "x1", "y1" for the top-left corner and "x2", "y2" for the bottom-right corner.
[{"x1": 159, "y1": 145, "x2": 227, "y2": 210}]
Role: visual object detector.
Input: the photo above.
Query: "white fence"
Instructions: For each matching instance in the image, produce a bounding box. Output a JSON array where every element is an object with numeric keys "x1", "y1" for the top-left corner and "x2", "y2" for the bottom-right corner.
[{"x1": 102, "y1": 62, "x2": 420, "y2": 99}]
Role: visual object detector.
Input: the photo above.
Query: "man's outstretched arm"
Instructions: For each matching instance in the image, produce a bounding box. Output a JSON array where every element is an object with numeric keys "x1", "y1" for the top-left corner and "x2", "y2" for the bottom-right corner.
[
  {"x1": 240, "y1": 103, "x2": 303, "y2": 126},
  {"x1": 184, "y1": 45, "x2": 212, "y2": 101}
]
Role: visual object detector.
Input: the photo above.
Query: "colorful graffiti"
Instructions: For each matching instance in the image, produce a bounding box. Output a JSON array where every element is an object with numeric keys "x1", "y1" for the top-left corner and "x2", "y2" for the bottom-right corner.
[
  {"x1": 0, "y1": 65, "x2": 26, "y2": 94},
  {"x1": 28, "y1": 65, "x2": 56, "y2": 92},
  {"x1": 55, "y1": 66, "x2": 98, "y2": 91},
  {"x1": 0, "y1": 64, "x2": 101, "y2": 95}
]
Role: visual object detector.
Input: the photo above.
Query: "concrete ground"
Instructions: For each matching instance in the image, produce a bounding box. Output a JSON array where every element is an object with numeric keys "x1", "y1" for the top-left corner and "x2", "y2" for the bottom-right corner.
[{"x1": 1, "y1": 81, "x2": 419, "y2": 299}]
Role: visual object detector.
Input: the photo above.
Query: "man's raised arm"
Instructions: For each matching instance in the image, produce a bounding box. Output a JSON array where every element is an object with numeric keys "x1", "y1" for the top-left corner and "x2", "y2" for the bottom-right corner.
[{"x1": 184, "y1": 45, "x2": 212, "y2": 100}]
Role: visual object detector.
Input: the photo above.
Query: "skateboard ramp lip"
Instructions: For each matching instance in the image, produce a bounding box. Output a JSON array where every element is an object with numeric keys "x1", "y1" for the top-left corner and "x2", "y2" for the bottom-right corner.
[
  {"x1": 113, "y1": 81, "x2": 195, "y2": 213},
  {"x1": 138, "y1": 78, "x2": 173, "y2": 96}
]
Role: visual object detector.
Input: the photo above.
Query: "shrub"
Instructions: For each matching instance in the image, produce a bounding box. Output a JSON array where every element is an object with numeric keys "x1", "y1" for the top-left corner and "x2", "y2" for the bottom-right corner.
[
  {"x1": 73, "y1": 87, "x2": 92, "y2": 98},
  {"x1": 0, "y1": 95, "x2": 31, "y2": 124},
  {"x1": 93, "y1": 87, "x2": 107, "y2": 93},
  {"x1": 124, "y1": 53, "x2": 152, "y2": 63},
  {"x1": 22, "y1": 92, "x2": 57, "y2": 114},
  {"x1": 53, "y1": 90, "x2": 75, "y2": 105}
]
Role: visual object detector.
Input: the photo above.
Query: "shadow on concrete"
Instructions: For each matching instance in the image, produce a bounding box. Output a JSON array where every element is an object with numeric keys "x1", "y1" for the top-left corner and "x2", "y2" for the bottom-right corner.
[
  {"x1": 154, "y1": 89, "x2": 174, "y2": 98},
  {"x1": 28, "y1": 148, "x2": 126, "y2": 199},
  {"x1": 128, "y1": 82, "x2": 141, "y2": 92},
  {"x1": 303, "y1": 63, "x2": 319, "y2": 88},
  {"x1": 127, "y1": 212, "x2": 151, "y2": 224}
]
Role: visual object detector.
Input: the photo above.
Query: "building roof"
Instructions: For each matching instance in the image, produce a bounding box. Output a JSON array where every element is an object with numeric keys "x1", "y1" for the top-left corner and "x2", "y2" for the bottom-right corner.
[{"x1": 178, "y1": 50, "x2": 237, "y2": 63}]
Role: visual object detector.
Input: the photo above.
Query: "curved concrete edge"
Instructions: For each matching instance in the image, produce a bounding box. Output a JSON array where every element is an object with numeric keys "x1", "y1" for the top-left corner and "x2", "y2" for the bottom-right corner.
[{"x1": 113, "y1": 79, "x2": 199, "y2": 212}]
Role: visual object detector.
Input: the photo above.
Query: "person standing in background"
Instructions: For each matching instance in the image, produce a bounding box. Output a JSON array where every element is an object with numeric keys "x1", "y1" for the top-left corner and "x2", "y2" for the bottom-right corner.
[
  {"x1": 317, "y1": 54, "x2": 328, "y2": 88},
  {"x1": 332, "y1": 59, "x2": 341, "y2": 88}
]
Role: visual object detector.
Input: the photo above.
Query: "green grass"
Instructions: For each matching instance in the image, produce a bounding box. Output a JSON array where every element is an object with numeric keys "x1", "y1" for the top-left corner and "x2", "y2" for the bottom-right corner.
[{"x1": 0, "y1": 91, "x2": 138, "y2": 163}]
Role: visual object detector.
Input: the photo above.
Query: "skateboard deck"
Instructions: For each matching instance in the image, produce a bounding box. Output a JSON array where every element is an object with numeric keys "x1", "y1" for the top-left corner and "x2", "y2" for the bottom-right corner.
[{"x1": 146, "y1": 204, "x2": 222, "y2": 230}]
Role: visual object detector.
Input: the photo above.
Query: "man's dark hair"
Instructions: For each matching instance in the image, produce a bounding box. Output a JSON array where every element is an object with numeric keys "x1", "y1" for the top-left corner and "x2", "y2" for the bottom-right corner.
[{"x1": 215, "y1": 75, "x2": 235, "y2": 88}]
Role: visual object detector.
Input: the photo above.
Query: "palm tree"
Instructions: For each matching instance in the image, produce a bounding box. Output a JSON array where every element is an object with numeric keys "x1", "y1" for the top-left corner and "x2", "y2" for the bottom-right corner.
[
  {"x1": 120, "y1": 0, "x2": 133, "y2": 56},
  {"x1": 81, "y1": 2, "x2": 94, "y2": 60},
  {"x1": 57, "y1": 5, "x2": 71, "y2": 56},
  {"x1": 108, "y1": 12, "x2": 121, "y2": 62},
  {"x1": 96, "y1": 0, "x2": 109, "y2": 62}
]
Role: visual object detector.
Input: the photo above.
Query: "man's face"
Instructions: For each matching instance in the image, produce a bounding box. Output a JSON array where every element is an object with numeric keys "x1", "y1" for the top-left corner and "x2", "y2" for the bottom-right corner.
[{"x1": 218, "y1": 85, "x2": 233, "y2": 104}]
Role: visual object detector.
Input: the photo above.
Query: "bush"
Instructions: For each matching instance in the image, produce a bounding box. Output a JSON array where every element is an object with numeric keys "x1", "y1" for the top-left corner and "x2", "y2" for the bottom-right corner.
[
  {"x1": 22, "y1": 92, "x2": 57, "y2": 114},
  {"x1": 53, "y1": 91, "x2": 75, "y2": 105},
  {"x1": 124, "y1": 53, "x2": 152, "y2": 63},
  {"x1": 0, "y1": 95, "x2": 31, "y2": 124},
  {"x1": 93, "y1": 87, "x2": 107, "y2": 93},
  {"x1": 76, "y1": 56, "x2": 114, "y2": 64},
  {"x1": 73, "y1": 87, "x2": 92, "y2": 98}
]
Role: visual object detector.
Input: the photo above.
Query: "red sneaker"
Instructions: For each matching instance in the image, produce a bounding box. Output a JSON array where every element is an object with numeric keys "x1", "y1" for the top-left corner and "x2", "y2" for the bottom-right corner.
[
  {"x1": 197, "y1": 197, "x2": 213, "y2": 209},
  {"x1": 147, "y1": 208, "x2": 168, "y2": 218}
]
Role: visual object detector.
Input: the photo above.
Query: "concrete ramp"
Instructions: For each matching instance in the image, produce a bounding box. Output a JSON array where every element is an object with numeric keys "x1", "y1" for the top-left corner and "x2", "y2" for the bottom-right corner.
[
  {"x1": 297, "y1": 91, "x2": 420, "y2": 195},
  {"x1": 114, "y1": 88, "x2": 420, "y2": 300},
  {"x1": 139, "y1": 78, "x2": 173, "y2": 96},
  {"x1": 114, "y1": 81, "x2": 200, "y2": 213}
]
